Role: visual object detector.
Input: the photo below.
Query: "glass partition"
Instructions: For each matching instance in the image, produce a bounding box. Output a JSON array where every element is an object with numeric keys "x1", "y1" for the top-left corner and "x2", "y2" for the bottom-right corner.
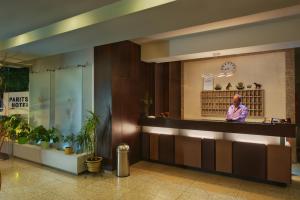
[
  {"x1": 29, "y1": 72, "x2": 51, "y2": 128},
  {"x1": 54, "y1": 67, "x2": 83, "y2": 135}
]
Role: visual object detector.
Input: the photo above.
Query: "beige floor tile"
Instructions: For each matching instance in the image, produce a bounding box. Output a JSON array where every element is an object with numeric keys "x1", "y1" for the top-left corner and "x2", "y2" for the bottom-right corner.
[{"x1": 1, "y1": 158, "x2": 300, "y2": 200}]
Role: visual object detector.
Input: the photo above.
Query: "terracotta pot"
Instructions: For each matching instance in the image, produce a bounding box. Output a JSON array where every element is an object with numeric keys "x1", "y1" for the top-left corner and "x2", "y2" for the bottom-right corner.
[
  {"x1": 64, "y1": 147, "x2": 73, "y2": 155},
  {"x1": 86, "y1": 157, "x2": 103, "y2": 173}
]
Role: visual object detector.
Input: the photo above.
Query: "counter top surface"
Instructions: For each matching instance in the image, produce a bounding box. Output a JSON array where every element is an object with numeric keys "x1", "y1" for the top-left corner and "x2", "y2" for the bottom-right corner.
[{"x1": 139, "y1": 118, "x2": 297, "y2": 138}]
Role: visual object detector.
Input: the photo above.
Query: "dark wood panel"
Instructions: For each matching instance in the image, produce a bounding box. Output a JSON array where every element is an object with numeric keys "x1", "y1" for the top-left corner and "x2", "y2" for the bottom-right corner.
[
  {"x1": 216, "y1": 140, "x2": 232, "y2": 173},
  {"x1": 139, "y1": 118, "x2": 296, "y2": 138},
  {"x1": 141, "y1": 62, "x2": 155, "y2": 116},
  {"x1": 142, "y1": 132, "x2": 150, "y2": 160},
  {"x1": 169, "y1": 62, "x2": 181, "y2": 119},
  {"x1": 202, "y1": 139, "x2": 215, "y2": 171},
  {"x1": 233, "y1": 142, "x2": 266, "y2": 180},
  {"x1": 155, "y1": 63, "x2": 169, "y2": 116},
  {"x1": 94, "y1": 41, "x2": 143, "y2": 169},
  {"x1": 159, "y1": 134, "x2": 175, "y2": 164},
  {"x1": 150, "y1": 134, "x2": 159, "y2": 161},
  {"x1": 267, "y1": 145, "x2": 291, "y2": 184},
  {"x1": 94, "y1": 44, "x2": 113, "y2": 164},
  {"x1": 175, "y1": 136, "x2": 201, "y2": 168},
  {"x1": 295, "y1": 48, "x2": 300, "y2": 161}
]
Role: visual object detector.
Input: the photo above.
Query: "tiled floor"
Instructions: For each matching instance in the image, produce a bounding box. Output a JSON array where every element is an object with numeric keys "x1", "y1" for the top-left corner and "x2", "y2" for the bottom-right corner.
[{"x1": 0, "y1": 158, "x2": 300, "y2": 200}]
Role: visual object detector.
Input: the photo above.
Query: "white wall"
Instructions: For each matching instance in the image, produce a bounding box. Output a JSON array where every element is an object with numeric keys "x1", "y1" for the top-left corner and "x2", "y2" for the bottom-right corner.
[
  {"x1": 183, "y1": 51, "x2": 286, "y2": 122},
  {"x1": 29, "y1": 48, "x2": 93, "y2": 134}
]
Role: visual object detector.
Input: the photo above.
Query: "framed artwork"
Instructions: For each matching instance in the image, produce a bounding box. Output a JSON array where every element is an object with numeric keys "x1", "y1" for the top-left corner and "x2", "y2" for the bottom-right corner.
[{"x1": 203, "y1": 77, "x2": 214, "y2": 91}]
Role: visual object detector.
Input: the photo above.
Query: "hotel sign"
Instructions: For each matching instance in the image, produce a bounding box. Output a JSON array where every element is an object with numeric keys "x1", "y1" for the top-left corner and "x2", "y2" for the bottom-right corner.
[
  {"x1": 1, "y1": 91, "x2": 29, "y2": 115},
  {"x1": 8, "y1": 93, "x2": 29, "y2": 108}
]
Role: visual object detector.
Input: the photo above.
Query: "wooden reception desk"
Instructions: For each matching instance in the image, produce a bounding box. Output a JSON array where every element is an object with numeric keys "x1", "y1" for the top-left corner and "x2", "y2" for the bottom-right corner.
[{"x1": 140, "y1": 118, "x2": 297, "y2": 185}]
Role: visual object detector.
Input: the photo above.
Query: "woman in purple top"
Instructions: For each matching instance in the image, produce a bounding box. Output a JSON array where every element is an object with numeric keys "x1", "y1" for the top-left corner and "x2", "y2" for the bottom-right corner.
[{"x1": 226, "y1": 94, "x2": 248, "y2": 122}]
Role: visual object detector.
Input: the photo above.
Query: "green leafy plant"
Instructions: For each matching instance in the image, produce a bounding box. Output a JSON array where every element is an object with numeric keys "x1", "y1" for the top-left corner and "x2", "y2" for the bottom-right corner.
[
  {"x1": 3, "y1": 114, "x2": 23, "y2": 140},
  {"x1": 15, "y1": 121, "x2": 30, "y2": 139},
  {"x1": 76, "y1": 111, "x2": 100, "y2": 159},
  {"x1": 29, "y1": 125, "x2": 48, "y2": 143},
  {"x1": 48, "y1": 127, "x2": 60, "y2": 143}
]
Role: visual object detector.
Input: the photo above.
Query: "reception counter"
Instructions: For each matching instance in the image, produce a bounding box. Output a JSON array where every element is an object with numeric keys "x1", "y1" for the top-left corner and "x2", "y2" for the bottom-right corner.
[{"x1": 139, "y1": 118, "x2": 297, "y2": 185}]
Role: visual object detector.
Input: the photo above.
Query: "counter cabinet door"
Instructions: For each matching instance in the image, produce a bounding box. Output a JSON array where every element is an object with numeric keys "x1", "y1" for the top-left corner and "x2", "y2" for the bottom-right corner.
[
  {"x1": 267, "y1": 145, "x2": 291, "y2": 184},
  {"x1": 175, "y1": 136, "x2": 201, "y2": 168},
  {"x1": 159, "y1": 134, "x2": 175, "y2": 164},
  {"x1": 233, "y1": 142, "x2": 266, "y2": 180},
  {"x1": 149, "y1": 134, "x2": 159, "y2": 161},
  {"x1": 202, "y1": 139, "x2": 216, "y2": 172},
  {"x1": 216, "y1": 140, "x2": 232, "y2": 174}
]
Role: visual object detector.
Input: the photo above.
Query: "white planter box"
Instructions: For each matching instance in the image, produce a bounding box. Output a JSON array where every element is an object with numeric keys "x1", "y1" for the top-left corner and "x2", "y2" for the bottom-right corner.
[
  {"x1": 1, "y1": 142, "x2": 89, "y2": 175},
  {"x1": 14, "y1": 143, "x2": 42, "y2": 163}
]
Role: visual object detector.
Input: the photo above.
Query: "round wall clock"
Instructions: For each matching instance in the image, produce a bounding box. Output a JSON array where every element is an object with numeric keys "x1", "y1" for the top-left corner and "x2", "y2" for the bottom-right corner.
[{"x1": 221, "y1": 61, "x2": 236, "y2": 74}]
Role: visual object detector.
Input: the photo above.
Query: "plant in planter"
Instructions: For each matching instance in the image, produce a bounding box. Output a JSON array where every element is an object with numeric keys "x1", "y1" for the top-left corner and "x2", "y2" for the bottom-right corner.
[
  {"x1": 81, "y1": 111, "x2": 102, "y2": 173},
  {"x1": 3, "y1": 114, "x2": 23, "y2": 141},
  {"x1": 38, "y1": 126, "x2": 50, "y2": 149},
  {"x1": 28, "y1": 125, "x2": 45, "y2": 144},
  {"x1": 15, "y1": 121, "x2": 30, "y2": 144},
  {"x1": 63, "y1": 133, "x2": 75, "y2": 154},
  {"x1": 46, "y1": 127, "x2": 60, "y2": 149}
]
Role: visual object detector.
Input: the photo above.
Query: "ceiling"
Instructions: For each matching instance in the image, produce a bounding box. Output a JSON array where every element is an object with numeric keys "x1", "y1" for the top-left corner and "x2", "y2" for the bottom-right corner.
[
  {"x1": 0, "y1": 0, "x2": 118, "y2": 40},
  {"x1": 1, "y1": 0, "x2": 300, "y2": 63}
]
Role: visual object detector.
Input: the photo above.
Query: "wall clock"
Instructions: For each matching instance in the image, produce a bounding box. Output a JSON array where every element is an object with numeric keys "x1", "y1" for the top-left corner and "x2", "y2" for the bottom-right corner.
[
  {"x1": 218, "y1": 61, "x2": 236, "y2": 77},
  {"x1": 221, "y1": 61, "x2": 236, "y2": 73}
]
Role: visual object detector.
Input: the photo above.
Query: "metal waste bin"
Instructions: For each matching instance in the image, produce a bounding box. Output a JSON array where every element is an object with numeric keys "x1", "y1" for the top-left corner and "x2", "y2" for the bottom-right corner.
[{"x1": 116, "y1": 144, "x2": 130, "y2": 177}]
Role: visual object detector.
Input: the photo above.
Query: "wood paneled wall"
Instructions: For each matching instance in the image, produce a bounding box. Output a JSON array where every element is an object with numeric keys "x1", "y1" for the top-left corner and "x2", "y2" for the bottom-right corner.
[
  {"x1": 94, "y1": 41, "x2": 144, "y2": 170},
  {"x1": 94, "y1": 41, "x2": 182, "y2": 169},
  {"x1": 154, "y1": 61, "x2": 181, "y2": 119},
  {"x1": 295, "y1": 48, "x2": 300, "y2": 161}
]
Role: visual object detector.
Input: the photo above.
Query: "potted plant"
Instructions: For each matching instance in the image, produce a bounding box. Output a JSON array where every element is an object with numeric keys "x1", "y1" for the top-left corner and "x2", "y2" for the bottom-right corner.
[
  {"x1": 63, "y1": 133, "x2": 75, "y2": 154},
  {"x1": 3, "y1": 115, "x2": 23, "y2": 141},
  {"x1": 15, "y1": 121, "x2": 30, "y2": 144},
  {"x1": 48, "y1": 127, "x2": 60, "y2": 148},
  {"x1": 75, "y1": 132, "x2": 86, "y2": 154},
  {"x1": 82, "y1": 111, "x2": 102, "y2": 173},
  {"x1": 28, "y1": 126, "x2": 60, "y2": 148},
  {"x1": 28, "y1": 126, "x2": 44, "y2": 145},
  {"x1": 38, "y1": 126, "x2": 50, "y2": 149}
]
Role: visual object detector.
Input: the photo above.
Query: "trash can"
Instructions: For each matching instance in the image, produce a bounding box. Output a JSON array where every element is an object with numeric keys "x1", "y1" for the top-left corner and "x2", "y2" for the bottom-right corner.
[{"x1": 116, "y1": 144, "x2": 130, "y2": 177}]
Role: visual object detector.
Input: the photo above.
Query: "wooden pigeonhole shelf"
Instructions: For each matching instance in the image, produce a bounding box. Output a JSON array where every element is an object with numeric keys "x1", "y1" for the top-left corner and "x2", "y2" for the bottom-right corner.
[{"x1": 201, "y1": 89, "x2": 264, "y2": 118}]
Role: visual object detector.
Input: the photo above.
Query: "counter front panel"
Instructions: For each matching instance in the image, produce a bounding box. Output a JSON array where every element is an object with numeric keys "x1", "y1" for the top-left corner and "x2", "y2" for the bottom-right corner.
[{"x1": 140, "y1": 118, "x2": 294, "y2": 184}]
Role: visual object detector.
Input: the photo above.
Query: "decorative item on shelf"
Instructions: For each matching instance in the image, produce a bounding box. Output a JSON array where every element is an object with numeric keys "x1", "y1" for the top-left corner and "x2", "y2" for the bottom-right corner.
[
  {"x1": 214, "y1": 84, "x2": 222, "y2": 90},
  {"x1": 159, "y1": 112, "x2": 170, "y2": 118},
  {"x1": 236, "y1": 82, "x2": 245, "y2": 90},
  {"x1": 141, "y1": 91, "x2": 153, "y2": 117},
  {"x1": 226, "y1": 83, "x2": 232, "y2": 90},
  {"x1": 247, "y1": 84, "x2": 252, "y2": 89},
  {"x1": 253, "y1": 82, "x2": 262, "y2": 89},
  {"x1": 63, "y1": 133, "x2": 75, "y2": 155}
]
